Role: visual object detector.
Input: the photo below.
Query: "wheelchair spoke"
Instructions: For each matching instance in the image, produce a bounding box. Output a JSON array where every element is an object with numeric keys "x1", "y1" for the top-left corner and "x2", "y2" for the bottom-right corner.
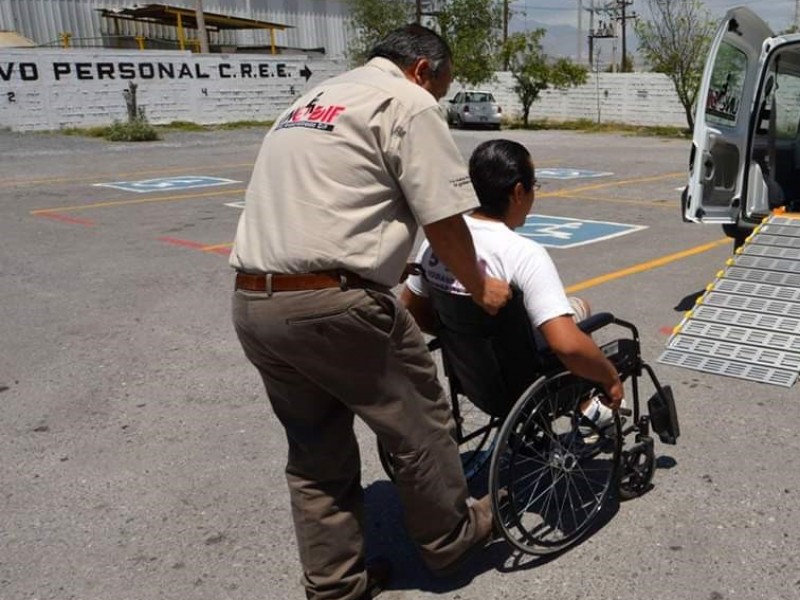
[{"x1": 490, "y1": 370, "x2": 621, "y2": 555}]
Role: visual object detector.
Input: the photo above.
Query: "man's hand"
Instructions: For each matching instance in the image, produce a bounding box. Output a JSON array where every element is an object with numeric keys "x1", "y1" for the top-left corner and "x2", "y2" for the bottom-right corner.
[
  {"x1": 472, "y1": 276, "x2": 512, "y2": 315},
  {"x1": 601, "y1": 377, "x2": 625, "y2": 410}
]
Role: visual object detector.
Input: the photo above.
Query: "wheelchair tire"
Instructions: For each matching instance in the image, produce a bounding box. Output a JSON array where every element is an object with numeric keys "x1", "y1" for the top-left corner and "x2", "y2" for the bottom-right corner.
[
  {"x1": 377, "y1": 342, "x2": 499, "y2": 482},
  {"x1": 618, "y1": 439, "x2": 655, "y2": 501},
  {"x1": 488, "y1": 370, "x2": 621, "y2": 556}
]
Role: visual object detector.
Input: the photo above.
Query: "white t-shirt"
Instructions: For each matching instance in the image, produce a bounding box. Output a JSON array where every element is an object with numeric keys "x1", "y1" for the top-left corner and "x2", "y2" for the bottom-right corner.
[{"x1": 406, "y1": 215, "x2": 574, "y2": 327}]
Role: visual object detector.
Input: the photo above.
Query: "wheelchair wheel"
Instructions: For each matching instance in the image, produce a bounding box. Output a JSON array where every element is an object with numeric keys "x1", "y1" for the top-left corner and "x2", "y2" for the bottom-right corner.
[
  {"x1": 378, "y1": 343, "x2": 499, "y2": 482},
  {"x1": 488, "y1": 370, "x2": 621, "y2": 556},
  {"x1": 618, "y1": 438, "x2": 655, "y2": 501}
]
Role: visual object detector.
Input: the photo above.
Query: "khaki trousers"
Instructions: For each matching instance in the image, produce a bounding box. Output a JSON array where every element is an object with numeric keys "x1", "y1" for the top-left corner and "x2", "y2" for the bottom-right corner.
[{"x1": 232, "y1": 286, "x2": 486, "y2": 600}]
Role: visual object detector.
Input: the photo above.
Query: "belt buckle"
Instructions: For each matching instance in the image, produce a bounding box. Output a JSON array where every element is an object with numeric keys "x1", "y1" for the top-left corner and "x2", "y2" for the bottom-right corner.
[{"x1": 264, "y1": 273, "x2": 273, "y2": 297}]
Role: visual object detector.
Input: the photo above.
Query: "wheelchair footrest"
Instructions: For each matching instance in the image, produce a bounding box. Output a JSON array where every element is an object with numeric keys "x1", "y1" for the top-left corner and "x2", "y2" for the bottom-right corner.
[{"x1": 647, "y1": 385, "x2": 680, "y2": 445}]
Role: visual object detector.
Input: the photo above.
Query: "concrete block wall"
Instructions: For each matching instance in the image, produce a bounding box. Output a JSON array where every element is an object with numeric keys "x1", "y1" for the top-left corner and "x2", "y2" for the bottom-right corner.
[
  {"x1": 486, "y1": 71, "x2": 688, "y2": 128},
  {"x1": 0, "y1": 48, "x2": 347, "y2": 131},
  {"x1": 0, "y1": 48, "x2": 688, "y2": 132}
]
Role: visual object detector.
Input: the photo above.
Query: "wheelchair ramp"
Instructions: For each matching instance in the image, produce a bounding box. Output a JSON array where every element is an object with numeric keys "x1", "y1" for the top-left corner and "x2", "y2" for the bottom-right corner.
[{"x1": 658, "y1": 212, "x2": 800, "y2": 387}]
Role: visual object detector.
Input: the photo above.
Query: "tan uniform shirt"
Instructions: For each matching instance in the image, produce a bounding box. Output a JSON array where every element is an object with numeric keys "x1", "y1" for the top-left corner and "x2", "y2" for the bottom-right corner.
[{"x1": 229, "y1": 57, "x2": 479, "y2": 287}]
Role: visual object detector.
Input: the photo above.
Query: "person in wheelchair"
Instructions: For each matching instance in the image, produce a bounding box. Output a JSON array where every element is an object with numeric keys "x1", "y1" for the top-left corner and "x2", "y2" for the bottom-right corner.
[{"x1": 401, "y1": 139, "x2": 624, "y2": 435}]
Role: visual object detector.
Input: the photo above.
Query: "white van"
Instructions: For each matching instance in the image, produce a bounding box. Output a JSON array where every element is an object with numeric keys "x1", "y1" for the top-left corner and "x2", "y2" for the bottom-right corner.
[{"x1": 683, "y1": 7, "x2": 800, "y2": 245}]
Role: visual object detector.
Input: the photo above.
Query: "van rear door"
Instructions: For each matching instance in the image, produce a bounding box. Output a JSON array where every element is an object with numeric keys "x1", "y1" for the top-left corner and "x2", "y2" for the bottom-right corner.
[{"x1": 683, "y1": 7, "x2": 772, "y2": 224}]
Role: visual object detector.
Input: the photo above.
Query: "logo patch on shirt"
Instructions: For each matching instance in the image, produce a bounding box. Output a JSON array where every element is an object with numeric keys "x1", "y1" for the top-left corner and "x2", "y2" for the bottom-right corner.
[
  {"x1": 449, "y1": 175, "x2": 472, "y2": 188},
  {"x1": 276, "y1": 91, "x2": 346, "y2": 132}
]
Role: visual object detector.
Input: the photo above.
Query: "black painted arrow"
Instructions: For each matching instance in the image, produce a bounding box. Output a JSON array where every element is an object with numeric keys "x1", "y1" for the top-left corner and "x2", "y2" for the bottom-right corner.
[{"x1": 299, "y1": 65, "x2": 313, "y2": 81}]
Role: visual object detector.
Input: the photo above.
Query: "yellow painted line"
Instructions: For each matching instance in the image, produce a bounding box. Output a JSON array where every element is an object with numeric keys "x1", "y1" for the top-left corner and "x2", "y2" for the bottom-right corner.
[
  {"x1": 202, "y1": 242, "x2": 233, "y2": 252},
  {"x1": 30, "y1": 187, "x2": 246, "y2": 214},
  {"x1": 549, "y1": 193, "x2": 676, "y2": 208},
  {"x1": 565, "y1": 237, "x2": 730, "y2": 293},
  {"x1": 538, "y1": 171, "x2": 684, "y2": 199},
  {"x1": 2, "y1": 162, "x2": 253, "y2": 188}
]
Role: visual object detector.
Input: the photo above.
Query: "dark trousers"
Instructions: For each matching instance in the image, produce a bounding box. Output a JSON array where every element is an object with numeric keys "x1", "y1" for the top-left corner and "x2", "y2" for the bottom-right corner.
[{"x1": 232, "y1": 287, "x2": 486, "y2": 600}]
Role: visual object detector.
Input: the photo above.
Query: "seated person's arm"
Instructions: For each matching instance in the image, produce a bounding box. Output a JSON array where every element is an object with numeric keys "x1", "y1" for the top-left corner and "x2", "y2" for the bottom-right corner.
[
  {"x1": 539, "y1": 315, "x2": 624, "y2": 408},
  {"x1": 400, "y1": 285, "x2": 439, "y2": 335}
]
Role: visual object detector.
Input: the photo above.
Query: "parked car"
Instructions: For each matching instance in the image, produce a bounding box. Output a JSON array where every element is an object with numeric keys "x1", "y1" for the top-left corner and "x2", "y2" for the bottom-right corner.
[
  {"x1": 446, "y1": 91, "x2": 502, "y2": 130},
  {"x1": 683, "y1": 6, "x2": 800, "y2": 246}
]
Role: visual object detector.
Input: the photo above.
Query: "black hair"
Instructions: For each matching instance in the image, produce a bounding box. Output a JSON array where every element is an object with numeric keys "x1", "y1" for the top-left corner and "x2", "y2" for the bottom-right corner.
[
  {"x1": 468, "y1": 139, "x2": 534, "y2": 219},
  {"x1": 368, "y1": 24, "x2": 452, "y2": 75}
]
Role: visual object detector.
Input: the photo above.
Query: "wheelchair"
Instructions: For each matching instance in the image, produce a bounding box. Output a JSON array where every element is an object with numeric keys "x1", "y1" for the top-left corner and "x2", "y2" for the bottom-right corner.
[{"x1": 378, "y1": 287, "x2": 680, "y2": 557}]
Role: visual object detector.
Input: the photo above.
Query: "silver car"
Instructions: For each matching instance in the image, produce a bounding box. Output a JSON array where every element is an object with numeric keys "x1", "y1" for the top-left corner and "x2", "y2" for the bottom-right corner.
[{"x1": 446, "y1": 90, "x2": 502, "y2": 130}]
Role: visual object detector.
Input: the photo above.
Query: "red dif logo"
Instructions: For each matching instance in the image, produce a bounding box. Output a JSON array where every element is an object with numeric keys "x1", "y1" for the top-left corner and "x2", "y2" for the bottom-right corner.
[{"x1": 277, "y1": 92, "x2": 346, "y2": 132}]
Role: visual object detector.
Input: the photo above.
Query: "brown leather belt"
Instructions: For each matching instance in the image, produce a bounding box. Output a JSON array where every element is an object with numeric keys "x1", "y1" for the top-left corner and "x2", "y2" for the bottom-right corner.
[{"x1": 235, "y1": 270, "x2": 370, "y2": 293}]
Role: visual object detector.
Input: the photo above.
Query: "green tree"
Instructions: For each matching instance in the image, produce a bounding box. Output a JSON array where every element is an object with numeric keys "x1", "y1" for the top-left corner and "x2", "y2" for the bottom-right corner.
[
  {"x1": 635, "y1": 0, "x2": 717, "y2": 130},
  {"x1": 501, "y1": 30, "x2": 588, "y2": 126},
  {"x1": 438, "y1": 0, "x2": 504, "y2": 86},
  {"x1": 345, "y1": 0, "x2": 413, "y2": 67}
]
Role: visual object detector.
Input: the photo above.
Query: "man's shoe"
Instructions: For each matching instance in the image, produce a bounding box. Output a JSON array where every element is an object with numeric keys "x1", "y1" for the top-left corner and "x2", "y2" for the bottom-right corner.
[
  {"x1": 430, "y1": 494, "x2": 494, "y2": 578},
  {"x1": 360, "y1": 556, "x2": 392, "y2": 599}
]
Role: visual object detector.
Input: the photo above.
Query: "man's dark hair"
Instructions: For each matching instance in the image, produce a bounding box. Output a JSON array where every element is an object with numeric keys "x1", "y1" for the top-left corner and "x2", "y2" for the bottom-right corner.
[
  {"x1": 368, "y1": 24, "x2": 452, "y2": 74},
  {"x1": 469, "y1": 140, "x2": 534, "y2": 219}
]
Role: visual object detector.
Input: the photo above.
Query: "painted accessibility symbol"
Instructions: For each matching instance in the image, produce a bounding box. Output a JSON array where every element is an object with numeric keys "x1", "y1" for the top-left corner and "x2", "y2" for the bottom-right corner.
[
  {"x1": 537, "y1": 168, "x2": 613, "y2": 180},
  {"x1": 518, "y1": 215, "x2": 646, "y2": 248},
  {"x1": 95, "y1": 176, "x2": 240, "y2": 193}
]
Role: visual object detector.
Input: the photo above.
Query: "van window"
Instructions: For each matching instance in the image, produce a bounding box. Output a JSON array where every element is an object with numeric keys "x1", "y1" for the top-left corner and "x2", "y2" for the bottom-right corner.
[
  {"x1": 773, "y1": 70, "x2": 800, "y2": 140},
  {"x1": 706, "y1": 41, "x2": 748, "y2": 126}
]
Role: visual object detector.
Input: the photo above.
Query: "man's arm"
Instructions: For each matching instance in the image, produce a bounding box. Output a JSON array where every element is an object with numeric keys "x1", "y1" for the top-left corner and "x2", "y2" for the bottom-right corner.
[
  {"x1": 422, "y1": 215, "x2": 510, "y2": 315},
  {"x1": 539, "y1": 315, "x2": 624, "y2": 408}
]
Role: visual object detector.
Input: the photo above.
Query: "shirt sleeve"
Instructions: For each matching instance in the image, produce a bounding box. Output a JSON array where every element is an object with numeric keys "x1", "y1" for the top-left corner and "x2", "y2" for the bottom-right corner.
[
  {"x1": 405, "y1": 241, "x2": 430, "y2": 297},
  {"x1": 509, "y1": 239, "x2": 574, "y2": 327},
  {"x1": 393, "y1": 106, "x2": 479, "y2": 226}
]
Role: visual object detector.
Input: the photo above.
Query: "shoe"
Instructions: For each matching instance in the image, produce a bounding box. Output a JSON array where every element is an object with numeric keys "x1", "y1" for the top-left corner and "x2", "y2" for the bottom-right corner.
[
  {"x1": 429, "y1": 494, "x2": 495, "y2": 578},
  {"x1": 360, "y1": 556, "x2": 392, "y2": 600},
  {"x1": 578, "y1": 395, "x2": 624, "y2": 443}
]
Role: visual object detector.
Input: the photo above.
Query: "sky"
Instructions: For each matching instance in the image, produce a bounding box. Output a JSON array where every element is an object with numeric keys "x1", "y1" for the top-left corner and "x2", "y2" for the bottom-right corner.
[{"x1": 510, "y1": 0, "x2": 797, "y2": 35}]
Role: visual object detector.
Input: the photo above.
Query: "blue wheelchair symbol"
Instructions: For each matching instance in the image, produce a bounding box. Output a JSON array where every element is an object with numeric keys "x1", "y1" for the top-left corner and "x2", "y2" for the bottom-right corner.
[
  {"x1": 95, "y1": 176, "x2": 240, "y2": 193},
  {"x1": 518, "y1": 215, "x2": 646, "y2": 248},
  {"x1": 537, "y1": 168, "x2": 613, "y2": 180}
]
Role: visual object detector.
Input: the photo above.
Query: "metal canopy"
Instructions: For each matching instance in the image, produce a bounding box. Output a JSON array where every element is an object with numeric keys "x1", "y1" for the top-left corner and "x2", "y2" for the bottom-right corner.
[{"x1": 96, "y1": 4, "x2": 291, "y2": 32}]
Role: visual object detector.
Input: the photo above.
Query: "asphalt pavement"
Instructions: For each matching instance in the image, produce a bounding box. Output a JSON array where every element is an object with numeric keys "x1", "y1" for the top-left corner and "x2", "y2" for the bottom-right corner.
[{"x1": 1, "y1": 126, "x2": 797, "y2": 600}]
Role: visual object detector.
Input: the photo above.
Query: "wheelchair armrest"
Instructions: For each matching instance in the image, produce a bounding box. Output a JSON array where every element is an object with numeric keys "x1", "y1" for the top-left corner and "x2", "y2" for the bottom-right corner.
[
  {"x1": 577, "y1": 312, "x2": 615, "y2": 335},
  {"x1": 427, "y1": 338, "x2": 442, "y2": 352}
]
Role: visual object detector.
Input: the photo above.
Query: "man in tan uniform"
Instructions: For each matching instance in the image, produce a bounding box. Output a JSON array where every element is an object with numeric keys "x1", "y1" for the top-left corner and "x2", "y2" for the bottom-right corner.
[{"x1": 230, "y1": 25, "x2": 510, "y2": 600}]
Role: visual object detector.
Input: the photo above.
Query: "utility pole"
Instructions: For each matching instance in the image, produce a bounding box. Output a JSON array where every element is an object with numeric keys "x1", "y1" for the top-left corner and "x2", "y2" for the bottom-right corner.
[
  {"x1": 503, "y1": 0, "x2": 509, "y2": 45},
  {"x1": 195, "y1": 0, "x2": 209, "y2": 53},
  {"x1": 614, "y1": 0, "x2": 636, "y2": 72},
  {"x1": 416, "y1": 0, "x2": 422, "y2": 24},
  {"x1": 796, "y1": 0, "x2": 800, "y2": 30},
  {"x1": 577, "y1": 0, "x2": 583, "y2": 64}
]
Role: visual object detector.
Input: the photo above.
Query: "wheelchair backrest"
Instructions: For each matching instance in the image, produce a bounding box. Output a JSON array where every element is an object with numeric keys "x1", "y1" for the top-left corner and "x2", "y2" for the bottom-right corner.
[{"x1": 429, "y1": 286, "x2": 544, "y2": 418}]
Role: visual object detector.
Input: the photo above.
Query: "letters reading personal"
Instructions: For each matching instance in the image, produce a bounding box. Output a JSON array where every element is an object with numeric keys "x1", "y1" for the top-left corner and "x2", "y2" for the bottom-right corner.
[{"x1": 0, "y1": 61, "x2": 292, "y2": 83}]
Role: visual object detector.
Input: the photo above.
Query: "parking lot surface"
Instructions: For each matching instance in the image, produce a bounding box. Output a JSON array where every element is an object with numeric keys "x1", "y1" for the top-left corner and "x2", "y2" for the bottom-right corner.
[{"x1": 2, "y1": 127, "x2": 798, "y2": 600}]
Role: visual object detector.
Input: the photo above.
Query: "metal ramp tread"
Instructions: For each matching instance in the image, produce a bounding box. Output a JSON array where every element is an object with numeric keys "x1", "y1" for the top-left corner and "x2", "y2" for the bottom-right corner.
[
  {"x1": 732, "y1": 254, "x2": 800, "y2": 275},
  {"x1": 703, "y1": 290, "x2": 800, "y2": 318},
  {"x1": 743, "y1": 244, "x2": 800, "y2": 260},
  {"x1": 658, "y1": 212, "x2": 800, "y2": 386},
  {"x1": 691, "y1": 304, "x2": 800, "y2": 334},
  {"x1": 678, "y1": 319, "x2": 800, "y2": 352},
  {"x1": 724, "y1": 266, "x2": 800, "y2": 288},
  {"x1": 747, "y1": 233, "x2": 800, "y2": 249},
  {"x1": 658, "y1": 350, "x2": 797, "y2": 387},
  {"x1": 713, "y1": 278, "x2": 800, "y2": 302}
]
